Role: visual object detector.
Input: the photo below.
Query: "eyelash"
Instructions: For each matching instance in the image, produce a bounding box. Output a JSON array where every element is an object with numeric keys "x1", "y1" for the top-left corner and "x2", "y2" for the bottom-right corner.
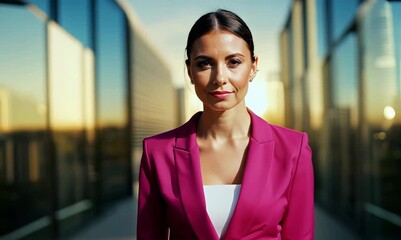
[
  {"x1": 228, "y1": 59, "x2": 242, "y2": 66},
  {"x1": 197, "y1": 60, "x2": 211, "y2": 69},
  {"x1": 196, "y1": 59, "x2": 242, "y2": 69}
]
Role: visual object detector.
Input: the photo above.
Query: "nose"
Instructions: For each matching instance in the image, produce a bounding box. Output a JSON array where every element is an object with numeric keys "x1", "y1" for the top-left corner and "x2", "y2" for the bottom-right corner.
[{"x1": 212, "y1": 64, "x2": 228, "y2": 86}]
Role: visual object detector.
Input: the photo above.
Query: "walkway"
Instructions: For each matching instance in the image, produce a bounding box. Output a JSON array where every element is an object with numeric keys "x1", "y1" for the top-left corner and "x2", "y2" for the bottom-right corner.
[
  {"x1": 69, "y1": 196, "x2": 360, "y2": 240},
  {"x1": 68, "y1": 197, "x2": 136, "y2": 240}
]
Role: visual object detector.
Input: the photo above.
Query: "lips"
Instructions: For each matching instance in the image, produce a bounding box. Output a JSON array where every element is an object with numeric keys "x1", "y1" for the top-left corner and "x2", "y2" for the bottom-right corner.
[{"x1": 209, "y1": 90, "x2": 234, "y2": 99}]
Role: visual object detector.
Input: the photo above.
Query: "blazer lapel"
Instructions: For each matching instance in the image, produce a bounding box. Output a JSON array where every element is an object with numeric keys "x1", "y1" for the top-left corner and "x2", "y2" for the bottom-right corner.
[
  {"x1": 174, "y1": 113, "x2": 219, "y2": 239},
  {"x1": 222, "y1": 111, "x2": 275, "y2": 239}
]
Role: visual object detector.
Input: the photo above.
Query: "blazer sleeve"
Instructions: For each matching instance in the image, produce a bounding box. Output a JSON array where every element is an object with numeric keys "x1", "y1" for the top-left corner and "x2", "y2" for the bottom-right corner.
[
  {"x1": 137, "y1": 139, "x2": 169, "y2": 240},
  {"x1": 281, "y1": 133, "x2": 314, "y2": 240}
]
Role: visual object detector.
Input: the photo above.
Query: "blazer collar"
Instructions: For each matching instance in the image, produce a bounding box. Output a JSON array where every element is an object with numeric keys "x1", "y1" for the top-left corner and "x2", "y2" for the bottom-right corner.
[
  {"x1": 174, "y1": 110, "x2": 275, "y2": 239},
  {"x1": 175, "y1": 111, "x2": 201, "y2": 151}
]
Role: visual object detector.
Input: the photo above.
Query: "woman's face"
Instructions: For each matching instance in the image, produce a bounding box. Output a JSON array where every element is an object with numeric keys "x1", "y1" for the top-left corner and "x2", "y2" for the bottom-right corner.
[{"x1": 187, "y1": 30, "x2": 258, "y2": 112}]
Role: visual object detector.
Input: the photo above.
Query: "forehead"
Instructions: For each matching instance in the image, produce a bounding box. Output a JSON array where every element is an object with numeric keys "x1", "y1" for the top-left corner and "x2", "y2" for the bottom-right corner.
[{"x1": 190, "y1": 30, "x2": 250, "y2": 57}]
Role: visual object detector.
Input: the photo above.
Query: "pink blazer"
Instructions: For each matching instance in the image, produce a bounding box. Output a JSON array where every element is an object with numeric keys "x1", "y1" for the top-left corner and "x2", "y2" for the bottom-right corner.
[{"x1": 137, "y1": 111, "x2": 314, "y2": 240}]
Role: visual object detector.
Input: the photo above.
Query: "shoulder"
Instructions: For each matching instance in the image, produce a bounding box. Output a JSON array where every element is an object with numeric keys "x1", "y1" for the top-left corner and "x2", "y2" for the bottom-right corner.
[
  {"x1": 269, "y1": 123, "x2": 307, "y2": 142},
  {"x1": 141, "y1": 126, "x2": 183, "y2": 160},
  {"x1": 253, "y1": 118, "x2": 312, "y2": 180},
  {"x1": 269, "y1": 124, "x2": 309, "y2": 156},
  {"x1": 249, "y1": 110, "x2": 308, "y2": 155},
  {"x1": 249, "y1": 110, "x2": 307, "y2": 145},
  {"x1": 267, "y1": 124, "x2": 311, "y2": 164}
]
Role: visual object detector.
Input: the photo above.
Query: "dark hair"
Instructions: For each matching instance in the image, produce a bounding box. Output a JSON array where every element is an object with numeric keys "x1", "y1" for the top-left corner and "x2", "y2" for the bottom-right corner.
[{"x1": 186, "y1": 9, "x2": 256, "y2": 62}]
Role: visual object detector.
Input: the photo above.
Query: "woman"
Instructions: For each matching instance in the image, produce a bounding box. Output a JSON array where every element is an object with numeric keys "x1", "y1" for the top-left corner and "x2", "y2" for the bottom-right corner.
[{"x1": 137, "y1": 9, "x2": 314, "y2": 240}]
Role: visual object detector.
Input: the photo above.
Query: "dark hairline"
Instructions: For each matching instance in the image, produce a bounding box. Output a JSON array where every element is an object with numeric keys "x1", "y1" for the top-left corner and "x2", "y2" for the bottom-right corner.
[{"x1": 186, "y1": 9, "x2": 255, "y2": 63}]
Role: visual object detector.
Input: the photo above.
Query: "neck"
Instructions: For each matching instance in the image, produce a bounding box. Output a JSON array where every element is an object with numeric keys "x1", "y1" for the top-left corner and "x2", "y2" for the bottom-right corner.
[{"x1": 197, "y1": 102, "x2": 251, "y2": 140}]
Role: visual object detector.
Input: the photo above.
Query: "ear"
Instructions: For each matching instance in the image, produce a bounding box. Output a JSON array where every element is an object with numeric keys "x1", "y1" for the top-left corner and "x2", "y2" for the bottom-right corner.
[
  {"x1": 185, "y1": 59, "x2": 194, "y2": 84},
  {"x1": 251, "y1": 55, "x2": 259, "y2": 77},
  {"x1": 248, "y1": 56, "x2": 259, "y2": 82}
]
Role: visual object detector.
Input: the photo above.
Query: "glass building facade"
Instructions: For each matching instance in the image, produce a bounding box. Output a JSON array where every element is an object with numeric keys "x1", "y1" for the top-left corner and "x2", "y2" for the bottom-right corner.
[
  {"x1": 0, "y1": 0, "x2": 177, "y2": 239},
  {"x1": 280, "y1": 0, "x2": 401, "y2": 238}
]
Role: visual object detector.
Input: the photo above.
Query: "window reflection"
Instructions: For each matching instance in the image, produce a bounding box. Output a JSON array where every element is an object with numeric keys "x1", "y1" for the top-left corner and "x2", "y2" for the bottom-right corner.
[
  {"x1": 332, "y1": 35, "x2": 358, "y2": 127},
  {"x1": 47, "y1": 21, "x2": 91, "y2": 210},
  {"x1": 316, "y1": 0, "x2": 328, "y2": 57},
  {"x1": 0, "y1": 5, "x2": 48, "y2": 235},
  {"x1": 58, "y1": 0, "x2": 91, "y2": 48},
  {"x1": 48, "y1": 22, "x2": 85, "y2": 131},
  {"x1": 0, "y1": 0, "x2": 134, "y2": 238},
  {"x1": 361, "y1": 1, "x2": 398, "y2": 125},
  {"x1": 290, "y1": 2, "x2": 305, "y2": 130},
  {"x1": 286, "y1": 17, "x2": 295, "y2": 128},
  {"x1": 360, "y1": 0, "x2": 401, "y2": 238},
  {"x1": 0, "y1": 5, "x2": 46, "y2": 131},
  {"x1": 332, "y1": 0, "x2": 359, "y2": 42},
  {"x1": 283, "y1": 0, "x2": 401, "y2": 238},
  {"x1": 96, "y1": 0, "x2": 130, "y2": 201},
  {"x1": 97, "y1": 0, "x2": 127, "y2": 128},
  {"x1": 25, "y1": 0, "x2": 49, "y2": 16},
  {"x1": 330, "y1": 33, "x2": 359, "y2": 217}
]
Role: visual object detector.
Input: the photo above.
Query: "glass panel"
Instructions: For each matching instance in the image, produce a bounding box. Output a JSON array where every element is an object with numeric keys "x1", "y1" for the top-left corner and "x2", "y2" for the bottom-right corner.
[
  {"x1": 290, "y1": 2, "x2": 305, "y2": 131},
  {"x1": 0, "y1": 4, "x2": 48, "y2": 236},
  {"x1": 332, "y1": 35, "x2": 359, "y2": 128},
  {"x1": 26, "y1": 0, "x2": 50, "y2": 16},
  {"x1": 315, "y1": 60, "x2": 331, "y2": 204},
  {"x1": 286, "y1": 17, "x2": 295, "y2": 128},
  {"x1": 58, "y1": 0, "x2": 91, "y2": 48},
  {"x1": 332, "y1": 0, "x2": 359, "y2": 42},
  {"x1": 302, "y1": 0, "x2": 308, "y2": 70},
  {"x1": 360, "y1": 0, "x2": 401, "y2": 238},
  {"x1": 331, "y1": 33, "x2": 359, "y2": 218},
  {"x1": 47, "y1": 21, "x2": 89, "y2": 210},
  {"x1": 96, "y1": 0, "x2": 129, "y2": 201},
  {"x1": 316, "y1": 0, "x2": 328, "y2": 57}
]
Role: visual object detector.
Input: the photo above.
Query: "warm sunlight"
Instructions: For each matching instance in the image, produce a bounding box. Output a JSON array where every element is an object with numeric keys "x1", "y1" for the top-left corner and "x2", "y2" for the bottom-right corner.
[
  {"x1": 246, "y1": 77, "x2": 269, "y2": 117},
  {"x1": 48, "y1": 21, "x2": 85, "y2": 130}
]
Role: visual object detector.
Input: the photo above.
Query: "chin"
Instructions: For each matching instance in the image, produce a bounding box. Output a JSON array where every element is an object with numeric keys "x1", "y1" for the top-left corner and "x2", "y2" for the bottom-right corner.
[{"x1": 204, "y1": 102, "x2": 243, "y2": 112}]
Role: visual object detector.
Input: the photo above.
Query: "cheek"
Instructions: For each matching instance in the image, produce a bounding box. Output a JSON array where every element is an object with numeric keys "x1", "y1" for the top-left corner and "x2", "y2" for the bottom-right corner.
[
  {"x1": 229, "y1": 70, "x2": 250, "y2": 88},
  {"x1": 191, "y1": 71, "x2": 211, "y2": 86}
]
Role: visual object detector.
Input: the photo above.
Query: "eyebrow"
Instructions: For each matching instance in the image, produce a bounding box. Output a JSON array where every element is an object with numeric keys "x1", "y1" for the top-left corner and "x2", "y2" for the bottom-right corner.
[
  {"x1": 194, "y1": 55, "x2": 212, "y2": 61},
  {"x1": 193, "y1": 53, "x2": 245, "y2": 61},
  {"x1": 226, "y1": 53, "x2": 245, "y2": 59}
]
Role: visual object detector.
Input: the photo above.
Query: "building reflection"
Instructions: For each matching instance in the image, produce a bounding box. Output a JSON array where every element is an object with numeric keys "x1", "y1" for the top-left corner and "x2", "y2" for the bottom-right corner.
[
  {"x1": 4, "y1": 0, "x2": 400, "y2": 238},
  {"x1": 0, "y1": 0, "x2": 177, "y2": 239},
  {"x1": 281, "y1": 0, "x2": 401, "y2": 239}
]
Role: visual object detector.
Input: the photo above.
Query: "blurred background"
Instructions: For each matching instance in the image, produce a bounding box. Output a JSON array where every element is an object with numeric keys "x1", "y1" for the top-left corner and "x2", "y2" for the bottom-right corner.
[{"x1": 0, "y1": 0, "x2": 400, "y2": 239}]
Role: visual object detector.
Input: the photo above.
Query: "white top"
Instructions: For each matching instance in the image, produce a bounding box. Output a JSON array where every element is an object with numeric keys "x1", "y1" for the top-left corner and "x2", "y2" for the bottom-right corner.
[{"x1": 203, "y1": 184, "x2": 241, "y2": 238}]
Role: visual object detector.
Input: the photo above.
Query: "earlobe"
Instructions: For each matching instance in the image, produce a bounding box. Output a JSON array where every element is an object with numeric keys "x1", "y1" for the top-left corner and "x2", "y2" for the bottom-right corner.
[
  {"x1": 249, "y1": 71, "x2": 257, "y2": 82},
  {"x1": 249, "y1": 55, "x2": 259, "y2": 82},
  {"x1": 253, "y1": 55, "x2": 259, "y2": 70}
]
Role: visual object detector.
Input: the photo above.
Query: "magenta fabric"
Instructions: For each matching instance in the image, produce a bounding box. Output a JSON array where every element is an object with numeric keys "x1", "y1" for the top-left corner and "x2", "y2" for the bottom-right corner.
[{"x1": 137, "y1": 111, "x2": 314, "y2": 240}]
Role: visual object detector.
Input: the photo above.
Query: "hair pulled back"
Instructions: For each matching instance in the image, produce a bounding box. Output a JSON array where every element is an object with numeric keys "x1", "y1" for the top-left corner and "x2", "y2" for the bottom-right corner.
[{"x1": 186, "y1": 9, "x2": 256, "y2": 62}]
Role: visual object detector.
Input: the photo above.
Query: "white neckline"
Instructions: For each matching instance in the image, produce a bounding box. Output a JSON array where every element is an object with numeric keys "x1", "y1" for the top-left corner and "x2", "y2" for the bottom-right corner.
[{"x1": 203, "y1": 184, "x2": 241, "y2": 238}]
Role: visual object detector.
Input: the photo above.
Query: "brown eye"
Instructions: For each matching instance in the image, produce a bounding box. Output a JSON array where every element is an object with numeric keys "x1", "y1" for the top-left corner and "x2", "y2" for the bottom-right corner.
[
  {"x1": 228, "y1": 59, "x2": 241, "y2": 67},
  {"x1": 196, "y1": 60, "x2": 211, "y2": 69}
]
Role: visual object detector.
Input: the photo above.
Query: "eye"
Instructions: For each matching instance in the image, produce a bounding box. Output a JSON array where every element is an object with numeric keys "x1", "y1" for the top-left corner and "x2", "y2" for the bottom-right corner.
[
  {"x1": 196, "y1": 60, "x2": 211, "y2": 69},
  {"x1": 228, "y1": 59, "x2": 242, "y2": 67}
]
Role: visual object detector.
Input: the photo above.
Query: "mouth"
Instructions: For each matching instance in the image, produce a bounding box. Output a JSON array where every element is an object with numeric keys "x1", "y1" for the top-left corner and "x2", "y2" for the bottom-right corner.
[{"x1": 209, "y1": 90, "x2": 234, "y2": 98}]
